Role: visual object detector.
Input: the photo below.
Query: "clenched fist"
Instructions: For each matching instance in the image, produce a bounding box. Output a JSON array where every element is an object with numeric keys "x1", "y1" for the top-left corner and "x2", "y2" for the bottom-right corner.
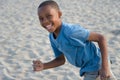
[{"x1": 32, "y1": 60, "x2": 44, "y2": 71}]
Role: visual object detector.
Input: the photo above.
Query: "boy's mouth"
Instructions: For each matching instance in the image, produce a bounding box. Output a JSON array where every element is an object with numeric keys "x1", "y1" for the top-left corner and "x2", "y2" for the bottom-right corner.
[{"x1": 45, "y1": 23, "x2": 53, "y2": 30}]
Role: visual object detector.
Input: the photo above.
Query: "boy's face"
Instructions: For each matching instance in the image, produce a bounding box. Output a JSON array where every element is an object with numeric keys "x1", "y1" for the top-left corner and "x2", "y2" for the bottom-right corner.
[{"x1": 38, "y1": 5, "x2": 62, "y2": 33}]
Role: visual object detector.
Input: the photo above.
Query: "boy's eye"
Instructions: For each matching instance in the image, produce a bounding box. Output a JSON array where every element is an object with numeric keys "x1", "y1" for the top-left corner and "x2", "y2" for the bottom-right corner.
[{"x1": 39, "y1": 17, "x2": 43, "y2": 21}]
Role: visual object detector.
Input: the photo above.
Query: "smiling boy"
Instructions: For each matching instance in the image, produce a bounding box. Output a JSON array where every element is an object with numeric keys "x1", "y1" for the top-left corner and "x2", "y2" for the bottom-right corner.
[{"x1": 32, "y1": 0, "x2": 117, "y2": 80}]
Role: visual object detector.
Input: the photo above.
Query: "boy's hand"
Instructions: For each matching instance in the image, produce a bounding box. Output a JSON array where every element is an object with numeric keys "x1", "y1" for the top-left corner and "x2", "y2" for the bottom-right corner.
[
  {"x1": 99, "y1": 68, "x2": 111, "y2": 80},
  {"x1": 32, "y1": 60, "x2": 44, "y2": 71}
]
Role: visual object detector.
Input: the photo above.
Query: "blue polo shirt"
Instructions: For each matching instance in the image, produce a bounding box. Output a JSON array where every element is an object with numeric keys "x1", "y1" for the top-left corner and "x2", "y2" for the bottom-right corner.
[{"x1": 49, "y1": 22, "x2": 101, "y2": 76}]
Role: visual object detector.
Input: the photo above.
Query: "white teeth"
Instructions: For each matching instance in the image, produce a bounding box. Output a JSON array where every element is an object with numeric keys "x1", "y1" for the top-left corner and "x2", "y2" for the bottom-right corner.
[{"x1": 46, "y1": 24, "x2": 52, "y2": 30}]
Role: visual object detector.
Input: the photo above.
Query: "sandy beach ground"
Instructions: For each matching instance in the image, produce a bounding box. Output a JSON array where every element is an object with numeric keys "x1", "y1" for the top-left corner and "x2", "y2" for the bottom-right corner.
[{"x1": 0, "y1": 0, "x2": 120, "y2": 80}]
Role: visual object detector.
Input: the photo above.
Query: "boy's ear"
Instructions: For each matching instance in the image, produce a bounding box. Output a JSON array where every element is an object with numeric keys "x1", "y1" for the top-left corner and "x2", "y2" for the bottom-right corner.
[{"x1": 58, "y1": 10, "x2": 62, "y2": 18}]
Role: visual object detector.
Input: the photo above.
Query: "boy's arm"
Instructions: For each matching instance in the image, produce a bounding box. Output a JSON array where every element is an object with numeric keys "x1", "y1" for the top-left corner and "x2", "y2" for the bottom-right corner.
[
  {"x1": 88, "y1": 32, "x2": 111, "y2": 78},
  {"x1": 43, "y1": 54, "x2": 65, "y2": 70},
  {"x1": 33, "y1": 54, "x2": 65, "y2": 71}
]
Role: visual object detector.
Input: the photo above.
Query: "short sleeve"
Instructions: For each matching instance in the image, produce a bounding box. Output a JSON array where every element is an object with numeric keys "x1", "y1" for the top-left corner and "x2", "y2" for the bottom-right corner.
[{"x1": 66, "y1": 25, "x2": 90, "y2": 46}]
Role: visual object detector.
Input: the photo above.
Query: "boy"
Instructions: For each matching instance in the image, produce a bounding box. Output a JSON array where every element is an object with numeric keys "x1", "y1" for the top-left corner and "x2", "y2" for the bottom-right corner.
[{"x1": 32, "y1": 0, "x2": 117, "y2": 80}]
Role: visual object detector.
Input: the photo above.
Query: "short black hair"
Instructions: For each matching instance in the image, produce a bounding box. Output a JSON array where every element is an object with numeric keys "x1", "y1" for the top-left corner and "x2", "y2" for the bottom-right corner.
[{"x1": 38, "y1": 0, "x2": 60, "y2": 10}]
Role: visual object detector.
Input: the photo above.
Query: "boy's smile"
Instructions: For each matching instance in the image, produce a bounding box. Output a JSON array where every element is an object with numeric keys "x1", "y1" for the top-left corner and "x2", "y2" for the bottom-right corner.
[
  {"x1": 46, "y1": 23, "x2": 53, "y2": 31},
  {"x1": 38, "y1": 5, "x2": 62, "y2": 37}
]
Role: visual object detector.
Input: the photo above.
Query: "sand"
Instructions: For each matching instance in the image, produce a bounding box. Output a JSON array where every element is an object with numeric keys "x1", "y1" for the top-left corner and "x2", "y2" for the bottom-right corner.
[{"x1": 0, "y1": 0, "x2": 120, "y2": 80}]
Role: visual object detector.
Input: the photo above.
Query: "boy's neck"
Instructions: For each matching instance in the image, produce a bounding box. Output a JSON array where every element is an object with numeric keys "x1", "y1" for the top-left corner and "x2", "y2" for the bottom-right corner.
[{"x1": 53, "y1": 21, "x2": 62, "y2": 39}]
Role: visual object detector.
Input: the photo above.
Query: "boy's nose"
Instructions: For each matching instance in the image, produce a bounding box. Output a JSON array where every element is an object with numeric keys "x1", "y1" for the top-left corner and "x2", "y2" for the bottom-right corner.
[{"x1": 42, "y1": 18, "x2": 49, "y2": 24}]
